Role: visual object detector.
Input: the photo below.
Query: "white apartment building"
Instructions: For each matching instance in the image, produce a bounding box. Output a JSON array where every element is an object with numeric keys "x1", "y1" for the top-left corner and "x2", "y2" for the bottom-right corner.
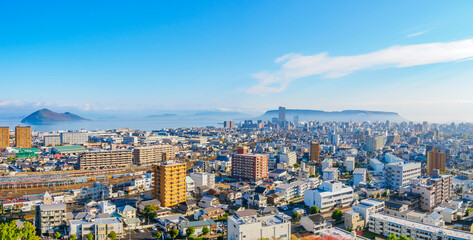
[
  {"x1": 353, "y1": 168, "x2": 367, "y2": 187},
  {"x1": 275, "y1": 180, "x2": 309, "y2": 199},
  {"x1": 345, "y1": 156, "x2": 355, "y2": 172},
  {"x1": 385, "y1": 162, "x2": 421, "y2": 190},
  {"x1": 279, "y1": 152, "x2": 297, "y2": 167},
  {"x1": 190, "y1": 172, "x2": 215, "y2": 189},
  {"x1": 322, "y1": 158, "x2": 333, "y2": 170},
  {"x1": 69, "y1": 217, "x2": 124, "y2": 240},
  {"x1": 323, "y1": 167, "x2": 339, "y2": 181},
  {"x1": 370, "y1": 158, "x2": 384, "y2": 175},
  {"x1": 369, "y1": 213, "x2": 473, "y2": 240},
  {"x1": 352, "y1": 199, "x2": 385, "y2": 226},
  {"x1": 61, "y1": 132, "x2": 88, "y2": 145},
  {"x1": 98, "y1": 201, "x2": 116, "y2": 214},
  {"x1": 365, "y1": 135, "x2": 385, "y2": 152},
  {"x1": 228, "y1": 211, "x2": 291, "y2": 240},
  {"x1": 304, "y1": 181, "x2": 353, "y2": 212}
]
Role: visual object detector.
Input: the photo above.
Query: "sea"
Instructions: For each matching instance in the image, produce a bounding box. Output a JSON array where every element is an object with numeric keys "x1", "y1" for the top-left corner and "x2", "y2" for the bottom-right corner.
[{"x1": 0, "y1": 118, "x2": 222, "y2": 132}]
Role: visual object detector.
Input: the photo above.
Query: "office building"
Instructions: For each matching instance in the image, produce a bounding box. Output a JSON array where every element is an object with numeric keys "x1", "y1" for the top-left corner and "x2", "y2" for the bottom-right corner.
[
  {"x1": 133, "y1": 145, "x2": 175, "y2": 165},
  {"x1": 353, "y1": 168, "x2": 367, "y2": 187},
  {"x1": 278, "y1": 106, "x2": 286, "y2": 123},
  {"x1": 385, "y1": 162, "x2": 421, "y2": 189},
  {"x1": 60, "y1": 132, "x2": 88, "y2": 145},
  {"x1": 153, "y1": 161, "x2": 186, "y2": 207},
  {"x1": 0, "y1": 127, "x2": 9, "y2": 149},
  {"x1": 15, "y1": 125, "x2": 31, "y2": 149},
  {"x1": 190, "y1": 172, "x2": 215, "y2": 189},
  {"x1": 228, "y1": 210, "x2": 291, "y2": 240},
  {"x1": 304, "y1": 181, "x2": 353, "y2": 212},
  {"x1": 231, "y1": 154, "x2": 268, "y2": 180},
  {"x1": 365, "y1": 135, "x2": 385, "y2": 152},
  {"x1": 224, "y1": 121, "x2": 235, "y2": 128},
  {"x1": 427, "y1": 147, "x2": 446, "y2": 175},
  {"x1": 35, "y1": 203, "x2": 67, "y2": 235},
  {"x1": 369, "y1": 213, "x2": 473, "y2": 240},
  {"x1": 310, "y1": 142, "x2": 320, "y2": 163},
  {"x1": 79, "y1": 150, "x2": 132, "y2": 170}
]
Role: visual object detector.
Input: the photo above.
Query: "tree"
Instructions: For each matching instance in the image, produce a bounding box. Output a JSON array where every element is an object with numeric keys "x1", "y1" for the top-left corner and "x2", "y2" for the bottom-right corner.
[
  {"x1": 377, "y1": 193, "x2": 381, "y2": 199},
  {"x1": 293, "y1": 163, "x2": 300, "y2": 169},
  {"x1": 70, "y1": 234, "x2": 77, "y2": 240},
  {"x1": 217, "y1": 236, "x2": 225, "y2": 240},
  {"x1": 144, "y1": 204, "x2": 158, "y2": 213},
  {"x1": 186, "y1": 227, "x2": 195, "y2": 237},
  {"x1": 169, "y1": 229, "x2": 179, "y2": 239},
  {"x1": 387, "y1": 234, "x2": 397, "y2": 240},
  {"x1": 87, "y1": 233, "x2": 94, "y2": 240},
  {"x1": 54, "y1": 232, "x2": 61, "y2": 239},
  {"x1": 108, "y1": 231, "x2": 117, "y2": 240},
  {"x1": 0, "y1": 221, "x2": 41, "y2": 240},
  {"x1": 382, "y1": 190, "x2": 389, "y2": 197},
  {"x1": 292, "y1": 211, "x2": 300, "y2": 220},
  {"x1": 202, "y1": 226, "x2": 210, "y2": 235},
  {"x1": 310, "y1": 206, "x2": 319, "y2": 214},
  {"x1": 153, "y1": 232, "x2": 162, "y2": 239},
  {"x1": 332, "y1": 209, "x2": 343, "y2": 221}
]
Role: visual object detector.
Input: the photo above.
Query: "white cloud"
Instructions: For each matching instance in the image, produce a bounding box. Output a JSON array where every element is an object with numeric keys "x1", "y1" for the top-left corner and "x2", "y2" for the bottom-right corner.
[
  {"x1": 0, "y1": 100, "x2": 24, "y2": 107},
  {"x1": 407, "y1": 29, "x2": 430, "y2": 38},
  {"x1": 247, "y1": 38, "x2": 473, "y2": 94}
]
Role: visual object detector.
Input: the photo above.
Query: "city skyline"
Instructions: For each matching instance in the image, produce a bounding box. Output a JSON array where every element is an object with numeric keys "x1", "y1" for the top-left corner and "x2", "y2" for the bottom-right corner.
[{"x1": 3, "y1": 1, "x2": 473, "y2": 122}]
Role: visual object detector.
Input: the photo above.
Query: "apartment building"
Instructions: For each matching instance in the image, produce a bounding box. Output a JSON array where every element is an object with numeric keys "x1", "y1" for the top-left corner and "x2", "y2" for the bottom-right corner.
[
  {"x1": 304, "y1": 181, "x2": 353, "y2": 212},
  {"x1": 369, "y1": 213, "x2": 473, "y2": 240},
  {"x1": 153, "y1": 161, "x2": 186, "y2": 207},
  {"x1": 231, "y1": 154, "x2": 268, "y2": 180},
  {"x1": 0, "y1": 127, "x2": 9, "y2": 149},
  {"x1": 35, "y1": 203, "x2": 67, "y2": 235},
  {"x1": 352, "y1": 199, "x2": 385, "y2": 226},
  {"x1": 275, "y1": 180, "x2": 309, "y2": 199},
  {"x1": 44, "y1": 134, "x2": 61, "y2": 146},
  {"x1": 426, "y1": 147, "x2": 446, "y2": 175},
  {"x1": 353, "y1": 168, "x2": 367, "y2": 187},
  {"x1": 344, "y1": 211, "x2": 364, "y2": 231},
  {"x1": 227, "y1": 210, "x2": 291, "y2": 240},
  {"x1": 310, "y1": 142, "x2": 320, "y2": 163},
  {"x1": 79, "y1": 150, "x2": 132, "y2": 170},
  {"x1": 69, "y1": 217, "x2": 123, "y2": 240},
  {"x1": 15, "y1": 125, "x2": 31, "y2": 149},
  {"x1": 279, "y1": 151, "x2": 297, "y2": 167},
  {"x1": 133, "y1": 145, "x2": 175, "y2": 165},
  {"x1": 370, "y1": 158, "x2": 384, "y2": 175},
  {"x1": 385, "y1": 162, "x2": 421, "y2": 189},
  {"x1": 323, "y1": 167, "x2": 339, "y2": 181},
  {"x1": 61, "y1": 132, "x2": 88, "y2": 145},
  {"x1": 345, "y1": 156, "x2": 355, "y2": 172},
  {"x1": 190, "y1": 172, "x2": 215, "y2": 189},
  {"x1": 365, "y1": 135, "x2": 385, "y2": 152}
]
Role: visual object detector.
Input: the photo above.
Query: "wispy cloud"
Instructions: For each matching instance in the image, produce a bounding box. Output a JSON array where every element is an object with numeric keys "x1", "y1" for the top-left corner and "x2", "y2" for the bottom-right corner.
[
  {"x1": 246, "y1": 38, "x2": 473, "y2": 94},
  {"x1": 407, "y1": 29, "x2": 430, "y2": 38}
]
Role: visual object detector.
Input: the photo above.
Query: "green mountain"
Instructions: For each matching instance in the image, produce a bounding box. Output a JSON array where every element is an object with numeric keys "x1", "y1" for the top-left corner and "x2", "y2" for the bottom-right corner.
[{"x1": 21, "y1": 108, "x2": 89, "y2": 124}]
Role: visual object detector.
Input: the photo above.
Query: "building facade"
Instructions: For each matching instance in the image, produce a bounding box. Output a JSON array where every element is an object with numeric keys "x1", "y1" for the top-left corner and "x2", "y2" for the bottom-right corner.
[
  {"x1": 79, "y1": 150, "x2": 132, "y2": 170},
  {"x1": 133, "y1": 145, "x2": 175, "y2": 165},
  {"x1": 231, "y1": 154, "x2": 268, "y2": 180},
  {"x1": 304, "y1": 181, "x2": 353, "y2": 212},
  {"x1": 385, "y1": 162, "x2": 421, "y2": 189},
  {"x1": 60, "y1": 132, "x2": 88, "y2": 145},
  {"x1": 35, "y1": 203, "x2": 67, "y2": 235},
  {"x1": 15, "y1": 125, "x2": 31, "y2": 149},
  {"x1": 427, "y1": 147, "x2": 446, "y2": 175},
  {"x1": 228, "y1": 211, "x2": 291, "y2": 240},
  {"x1": 153, "y1": 161, "x2": 186, "y2": 207},
  {"x1": 0, "y1": 127, "x2": 9, "y2": 149}
]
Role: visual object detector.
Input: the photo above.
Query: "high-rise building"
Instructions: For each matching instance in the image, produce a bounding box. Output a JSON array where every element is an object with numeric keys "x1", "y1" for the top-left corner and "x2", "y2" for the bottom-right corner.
[
  {"x1": 310, "y1": 142, "x2": 320, "y2": 163},
  {"x1": 224, "y1": 121, "x2": 235, "y2": 128},
  {"x1": 426, "y1": 147, "x2": 446, "y2": 175},
  {"x1": 153, "y1": 161, "x2": 186, "y2": 207},
  {"x1": 293, "y1": 115, "x2": 299, "y2": 124},
  {"x1": 0, "y1": 127, "x2": 9, "y2": 149},
  {"x1": 231, "y1": 154, "x2": 268, "y2": 180},
  {"x1": 278, "y1": 106, "x2": 286, "y2": 123},
  {"x1": 79, "y1": 150, "x2": 132, "y2": 170},
  {"x1": 365, "y1": 135, "x2": 385, "y2": 152},
  {"x1": 15, "y1": 125, "x2": 31, "y2": 149},
  {"x1": 133, "y1": 145, "x2": 175, "y2": 165}
]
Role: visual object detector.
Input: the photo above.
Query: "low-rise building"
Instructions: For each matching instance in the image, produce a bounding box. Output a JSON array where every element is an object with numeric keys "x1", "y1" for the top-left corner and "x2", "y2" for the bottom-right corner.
[
  {"x1": 353, "y1": 168, "x2": 367, "y2": 187},
  {"x1": 35, "y1": 203, "x2": 67, "y2": 235},
  {"x1": 275, "y1": 180, "x2": 309, "y2": 199},
  {"x1": 323, "y1": 167, "x2": 339, "y2": 181},
  {"x1": 304, "y1": 181, "x2": 353, "y2": 212},
  {"x1": 227, "y1": 210, "x2": 291, "y2": 240}
]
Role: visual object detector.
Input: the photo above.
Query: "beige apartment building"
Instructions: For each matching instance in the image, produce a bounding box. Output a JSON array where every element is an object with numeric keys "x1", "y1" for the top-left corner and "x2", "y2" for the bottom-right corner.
[
  {"x1": 15, "y1": 125, "x2": 31, "y2": 149},
  {"x1": 35, "y1": 203, "x2": 67, "y2": 235},
  {"x1": 0, "y1": 127, "x2": 9, "y2": 149},
  {"x1": 402, "y1": 171, "x2": 452, "y2": 212},
  {"x1": 133, "y1": 145, "x2": 175, "y2": 165},
  {"x1": 80, "y1": 150, "x2": 132, "y2": 170},
  {"x1": 427, "y1": 147, "x2": 446, "y2": 175},
  {"x1": 153, "y1": 161, "x2": 186, "y2": 207}
]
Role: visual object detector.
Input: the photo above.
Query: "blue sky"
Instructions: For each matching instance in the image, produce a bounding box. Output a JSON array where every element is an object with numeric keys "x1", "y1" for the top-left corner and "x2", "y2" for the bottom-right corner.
[{"x1": 2, "y1": 1, "x2": 473, "y2": 122}]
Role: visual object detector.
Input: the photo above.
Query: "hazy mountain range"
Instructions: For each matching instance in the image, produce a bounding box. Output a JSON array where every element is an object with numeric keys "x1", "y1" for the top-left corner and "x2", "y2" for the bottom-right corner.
[
  {"x1": 258, "y1": 109, "x2": 406, "y2": 122},
  {"x1": 21, "y1": 109, "x2": 89, "y2": 124}
]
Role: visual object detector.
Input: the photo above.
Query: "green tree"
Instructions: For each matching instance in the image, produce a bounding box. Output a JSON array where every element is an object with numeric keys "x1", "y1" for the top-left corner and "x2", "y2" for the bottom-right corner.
[
  {"x1": 382, "y1": 190, "x2": 389, "y2": 197},
  {"x1": 144, "y1": 204, "x2": 158, "y2": 213},
  {"x1": 0, "y1": 221, "x2": 41, "y2": 240},
  {"x1": 217, "y1": 236, "x2": 225, "y2": 240},
  {"x1": 108, "y1": 231, "x2": 117, "y2": 240},
  {"x1": 154, "y1": 232, "x2": 162, "y2": 239},
  {"x1": 87, "y1": 233, "x2": 94, "y2": 240},
  {"x1": 310, "y1": 206, "x2": 319, "y2": 214},
  {"x1": 332, "y1": 209, "x2": 343, "y2": 221},
  {"x1": 377, "y1": 193, "x2": 381, "y2": 199},
  {"x1": 54, "y1": 232, "x2": 61, "y2": 239},
  {"x1": 202, "y1": 226, "x2": 210, "y2": 235},
  {"x1": 186, "y1": 227, "x2": 195, "y2": 237},
  {"x1": 70, "y1": 234, "x2": 77, "y2": 240},
  {"x1": 387, "y1": 234, "x2": 397, "y2": 240},
  {"x1": 293, "y1": 163, "x2": 300, "y2": 169},
  {"x1": 292, "y1": 211, "x2": 300, "y2": 220},
  {"x1": 169, "y1": 229, "x2": 179, "y2": 239}
]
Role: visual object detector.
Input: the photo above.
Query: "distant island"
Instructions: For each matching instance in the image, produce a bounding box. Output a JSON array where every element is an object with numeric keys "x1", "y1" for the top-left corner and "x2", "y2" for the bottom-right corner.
[
  {"x1": 258, "y1": 109, "x2": 406, "y2": 122},
  {"x1": 146, "y1": 113, "x2": 178, "y2": 118},
  {"x1": 21, "y1": 109, "x2": 89, "y2": 124}
]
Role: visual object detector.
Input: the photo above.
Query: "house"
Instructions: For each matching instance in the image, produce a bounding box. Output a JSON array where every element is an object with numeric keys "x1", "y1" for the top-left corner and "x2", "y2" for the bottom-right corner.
[
  {"x1": 194, "y1": 207, "x2": 226, "y2": 220},
  {"x1": 157, "y1": 214, "x2": 188, "y2": 231},
  {"x1": 117, "y1": 205, "x2": 137, "y2": 219},
  {"x1": 179, "y1": 220, "x2": 217, "y2": 237},
  {"x1": 301, "y1": 214, "x2": 331, "y2": 236},
  {"x1": 268, "y1": 192, "x2": 285, "y2": 205},
  {"x1": 136, "y1": 199, "x2": 161, "y2": 212},
  {"x1": 248, "y1": 194, "x2": 267, "y2": 208},
  {"x1": 255, "y1": 185, "x2": 268, "y2": 196},
  {"x1": 198, "y1": 196, "x2": 219, "y2": 208},
  {"x1": 178, "y1": 201, "x2": 198, "y2": 214}
]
